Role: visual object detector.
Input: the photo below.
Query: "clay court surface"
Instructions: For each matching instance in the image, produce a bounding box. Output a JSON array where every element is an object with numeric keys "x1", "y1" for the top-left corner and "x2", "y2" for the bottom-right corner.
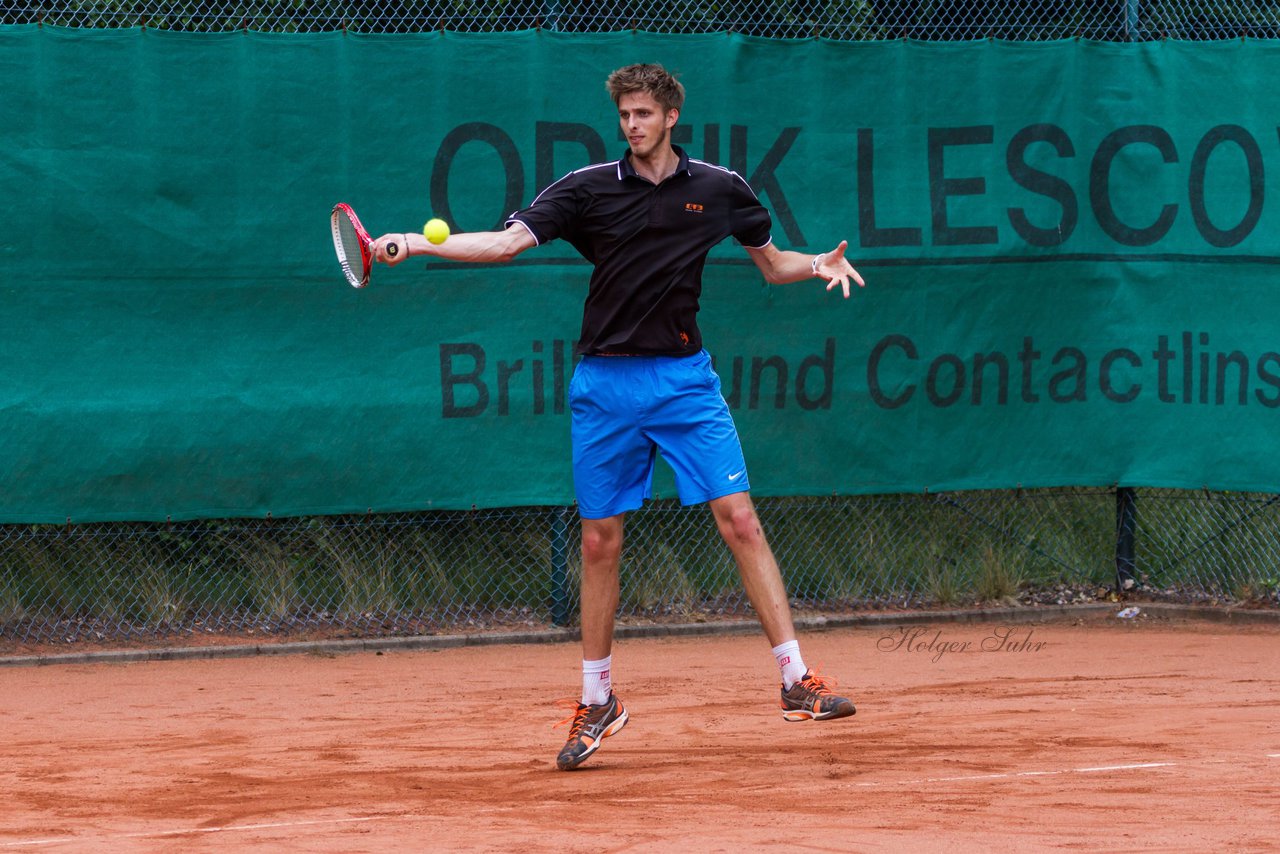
[{"x1": 2, "y1": 613, "x2": 1278, "y2": 852}]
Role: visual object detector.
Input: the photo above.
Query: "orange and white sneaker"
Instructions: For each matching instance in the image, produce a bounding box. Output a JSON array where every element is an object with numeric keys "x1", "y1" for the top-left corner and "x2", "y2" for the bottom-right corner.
[
  {"x1": 780, "y1": 669, "x2": 856, "y2": 721},
  {"x1": 555, "y1": 693, "x2": 629, "y2": 770}
]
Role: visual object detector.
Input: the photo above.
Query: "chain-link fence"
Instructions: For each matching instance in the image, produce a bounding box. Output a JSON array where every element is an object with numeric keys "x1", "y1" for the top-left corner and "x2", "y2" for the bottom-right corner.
[
  {"x1": 4, "y1": 0, "x2": 1280, "y2": 39},
  {"x1": 4, "y1": 1, "x2": 1279, "y2": 649},
  {"x1": 3, "y1": 489, "x2": 1278, "y2": 647}
]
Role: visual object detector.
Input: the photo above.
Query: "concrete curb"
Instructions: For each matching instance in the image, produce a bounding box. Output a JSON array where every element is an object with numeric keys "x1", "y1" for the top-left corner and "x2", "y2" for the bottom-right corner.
[
  {"x1": 1, "y1": 602, "x2": 1275, "y2": 669},
  {"x1": 1118, "y1": 601, "x2": 1280, "y2": 625}
]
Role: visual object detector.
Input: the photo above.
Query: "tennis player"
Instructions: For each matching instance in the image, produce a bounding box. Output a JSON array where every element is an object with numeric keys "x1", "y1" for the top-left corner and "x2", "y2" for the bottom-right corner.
[{"x1": 373, "y1": 63, "x2": 864, "y2": 771}]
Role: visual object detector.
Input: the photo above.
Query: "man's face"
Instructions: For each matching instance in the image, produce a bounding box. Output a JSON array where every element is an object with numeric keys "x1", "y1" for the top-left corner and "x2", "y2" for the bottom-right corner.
[{"x1": 617, "y1": 91, "x2": 678, "y2": 160}]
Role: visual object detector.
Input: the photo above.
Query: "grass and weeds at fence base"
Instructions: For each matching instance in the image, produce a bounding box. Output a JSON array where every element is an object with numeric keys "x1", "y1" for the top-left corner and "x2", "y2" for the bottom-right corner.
[{"x1": 1, "y1": 488, "x2": 1277, "y2": 649}]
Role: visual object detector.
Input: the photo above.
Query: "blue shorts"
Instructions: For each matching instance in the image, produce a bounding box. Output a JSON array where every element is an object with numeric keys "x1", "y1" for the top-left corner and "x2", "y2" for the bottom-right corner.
[{"x1": 569, "y1": 349, "x2": 750, "y2": 519}]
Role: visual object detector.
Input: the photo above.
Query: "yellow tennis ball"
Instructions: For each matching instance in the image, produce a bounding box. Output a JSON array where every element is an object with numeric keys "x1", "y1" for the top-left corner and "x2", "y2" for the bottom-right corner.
[{"x1": 424, "y1": 218, "x2": 450, "y2": 245}]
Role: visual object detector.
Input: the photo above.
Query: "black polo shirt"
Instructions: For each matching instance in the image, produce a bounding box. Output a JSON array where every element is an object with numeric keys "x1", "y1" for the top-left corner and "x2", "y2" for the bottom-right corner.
[{"x1": 506, "y1": 145, "x2": 773, "y2": 356}]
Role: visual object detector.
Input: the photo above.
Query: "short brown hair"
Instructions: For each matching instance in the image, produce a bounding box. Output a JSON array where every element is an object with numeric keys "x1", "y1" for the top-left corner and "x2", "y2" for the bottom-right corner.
[{"x1": 605, "y1": 63, "x2": 685, "y2": 114}]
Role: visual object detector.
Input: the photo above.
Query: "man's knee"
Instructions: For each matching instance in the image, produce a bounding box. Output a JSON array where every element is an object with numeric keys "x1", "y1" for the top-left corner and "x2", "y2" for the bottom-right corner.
[
  {"x1": 717, "y1": 502, "x2": 767, "y2": 549},
  {"x1": 581, "y1": 519, "x2": 624, "y2": 565}
]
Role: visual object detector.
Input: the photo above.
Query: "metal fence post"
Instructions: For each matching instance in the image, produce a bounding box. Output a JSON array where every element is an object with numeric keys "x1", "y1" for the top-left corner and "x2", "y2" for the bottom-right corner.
[
  {"x1": 541, "y1": 0, "x2": 561, "y2": 31},
  {"x1": 1115, "y1": 487, "x2": 1138, "y2": 591},
  {"x1": 550, "y1": 505, "x2": 572, "y2": 626},
  {"x1": 1124, "y1": 0, "x2": 1142, "y2": 39}
]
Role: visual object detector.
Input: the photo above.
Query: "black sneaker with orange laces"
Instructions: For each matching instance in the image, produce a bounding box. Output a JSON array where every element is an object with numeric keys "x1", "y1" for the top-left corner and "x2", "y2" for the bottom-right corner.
[
  {"x1": 555, "y1": 693, "x2": 629, "y2": 770},
  {"x1": 780, "y1": 669, "x2": 856, "y2": 721}
]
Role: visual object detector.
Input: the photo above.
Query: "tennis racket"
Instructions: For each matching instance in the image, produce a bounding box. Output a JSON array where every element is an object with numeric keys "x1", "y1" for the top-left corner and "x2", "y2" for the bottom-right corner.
[{"x1": 330, "y1": 203, "x2": 403, "y2": 288}]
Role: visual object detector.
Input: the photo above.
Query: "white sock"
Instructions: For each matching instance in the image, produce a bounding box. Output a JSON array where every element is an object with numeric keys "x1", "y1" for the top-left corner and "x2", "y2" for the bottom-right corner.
[
  {"x1": 582, "y1": 656, "x2": 612, "y2": 706},
  {"x1": 772, "y1": 640, "x2": 808, "y2": 690}
]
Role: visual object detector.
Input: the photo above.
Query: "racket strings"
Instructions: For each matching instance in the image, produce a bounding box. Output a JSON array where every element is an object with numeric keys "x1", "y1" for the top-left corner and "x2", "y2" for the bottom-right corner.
[{"x1": 331, "y1": 208, "x2": 370, "y2": 288}]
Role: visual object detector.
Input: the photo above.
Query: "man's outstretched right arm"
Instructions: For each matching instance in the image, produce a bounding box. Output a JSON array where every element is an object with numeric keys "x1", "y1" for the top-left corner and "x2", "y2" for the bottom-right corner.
[{"x1": 371, "y1": 222, "x2": 537, "y2": 266}]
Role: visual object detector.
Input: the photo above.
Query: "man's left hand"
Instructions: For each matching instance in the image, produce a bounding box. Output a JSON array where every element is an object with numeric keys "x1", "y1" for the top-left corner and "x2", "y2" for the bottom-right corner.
[{"x1": 815, "y1": 240, "x2": 865, "y2": 299}]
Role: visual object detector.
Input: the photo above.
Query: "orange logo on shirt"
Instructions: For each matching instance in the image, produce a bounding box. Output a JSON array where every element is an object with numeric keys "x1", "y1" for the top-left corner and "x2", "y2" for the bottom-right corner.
[
  {"x1": 679, "y1": 331, "x2": 690, "y2": 346},
  {"x1": 684, "y1": 203, "x2": 704, "y2": 213}
]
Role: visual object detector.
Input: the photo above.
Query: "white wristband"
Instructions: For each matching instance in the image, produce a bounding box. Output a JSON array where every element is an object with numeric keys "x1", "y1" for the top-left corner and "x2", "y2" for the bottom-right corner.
[{"x1": 811, "y1": 252, "x2": 826, "y2": 276}]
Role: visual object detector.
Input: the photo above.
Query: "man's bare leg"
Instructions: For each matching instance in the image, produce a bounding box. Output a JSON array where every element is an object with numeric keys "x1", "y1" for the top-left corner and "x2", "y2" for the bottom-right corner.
[
  {"x1": 555, "y1": 513, "x2": 630, "y2": 771},
  {"x1": 708, "y1": 491, "x2": 795, "y2": 646},
  {"x1": 709, "y1": 491, "x2": 856, "y2": 721},
  {"x1": 579, "y1": 514, "x2": 624, "y2": 659}
]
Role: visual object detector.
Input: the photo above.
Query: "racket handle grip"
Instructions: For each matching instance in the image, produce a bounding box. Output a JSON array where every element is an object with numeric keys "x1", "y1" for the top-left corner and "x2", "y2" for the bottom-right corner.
[{"x1": 386, "y1": 241, "x2": 400, "y2": 258}]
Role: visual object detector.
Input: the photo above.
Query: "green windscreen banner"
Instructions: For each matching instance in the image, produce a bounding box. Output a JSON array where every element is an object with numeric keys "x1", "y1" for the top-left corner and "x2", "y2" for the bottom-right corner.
[{"x1": 2, "y1": 28, "x2": 1280, "y2": 522}]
